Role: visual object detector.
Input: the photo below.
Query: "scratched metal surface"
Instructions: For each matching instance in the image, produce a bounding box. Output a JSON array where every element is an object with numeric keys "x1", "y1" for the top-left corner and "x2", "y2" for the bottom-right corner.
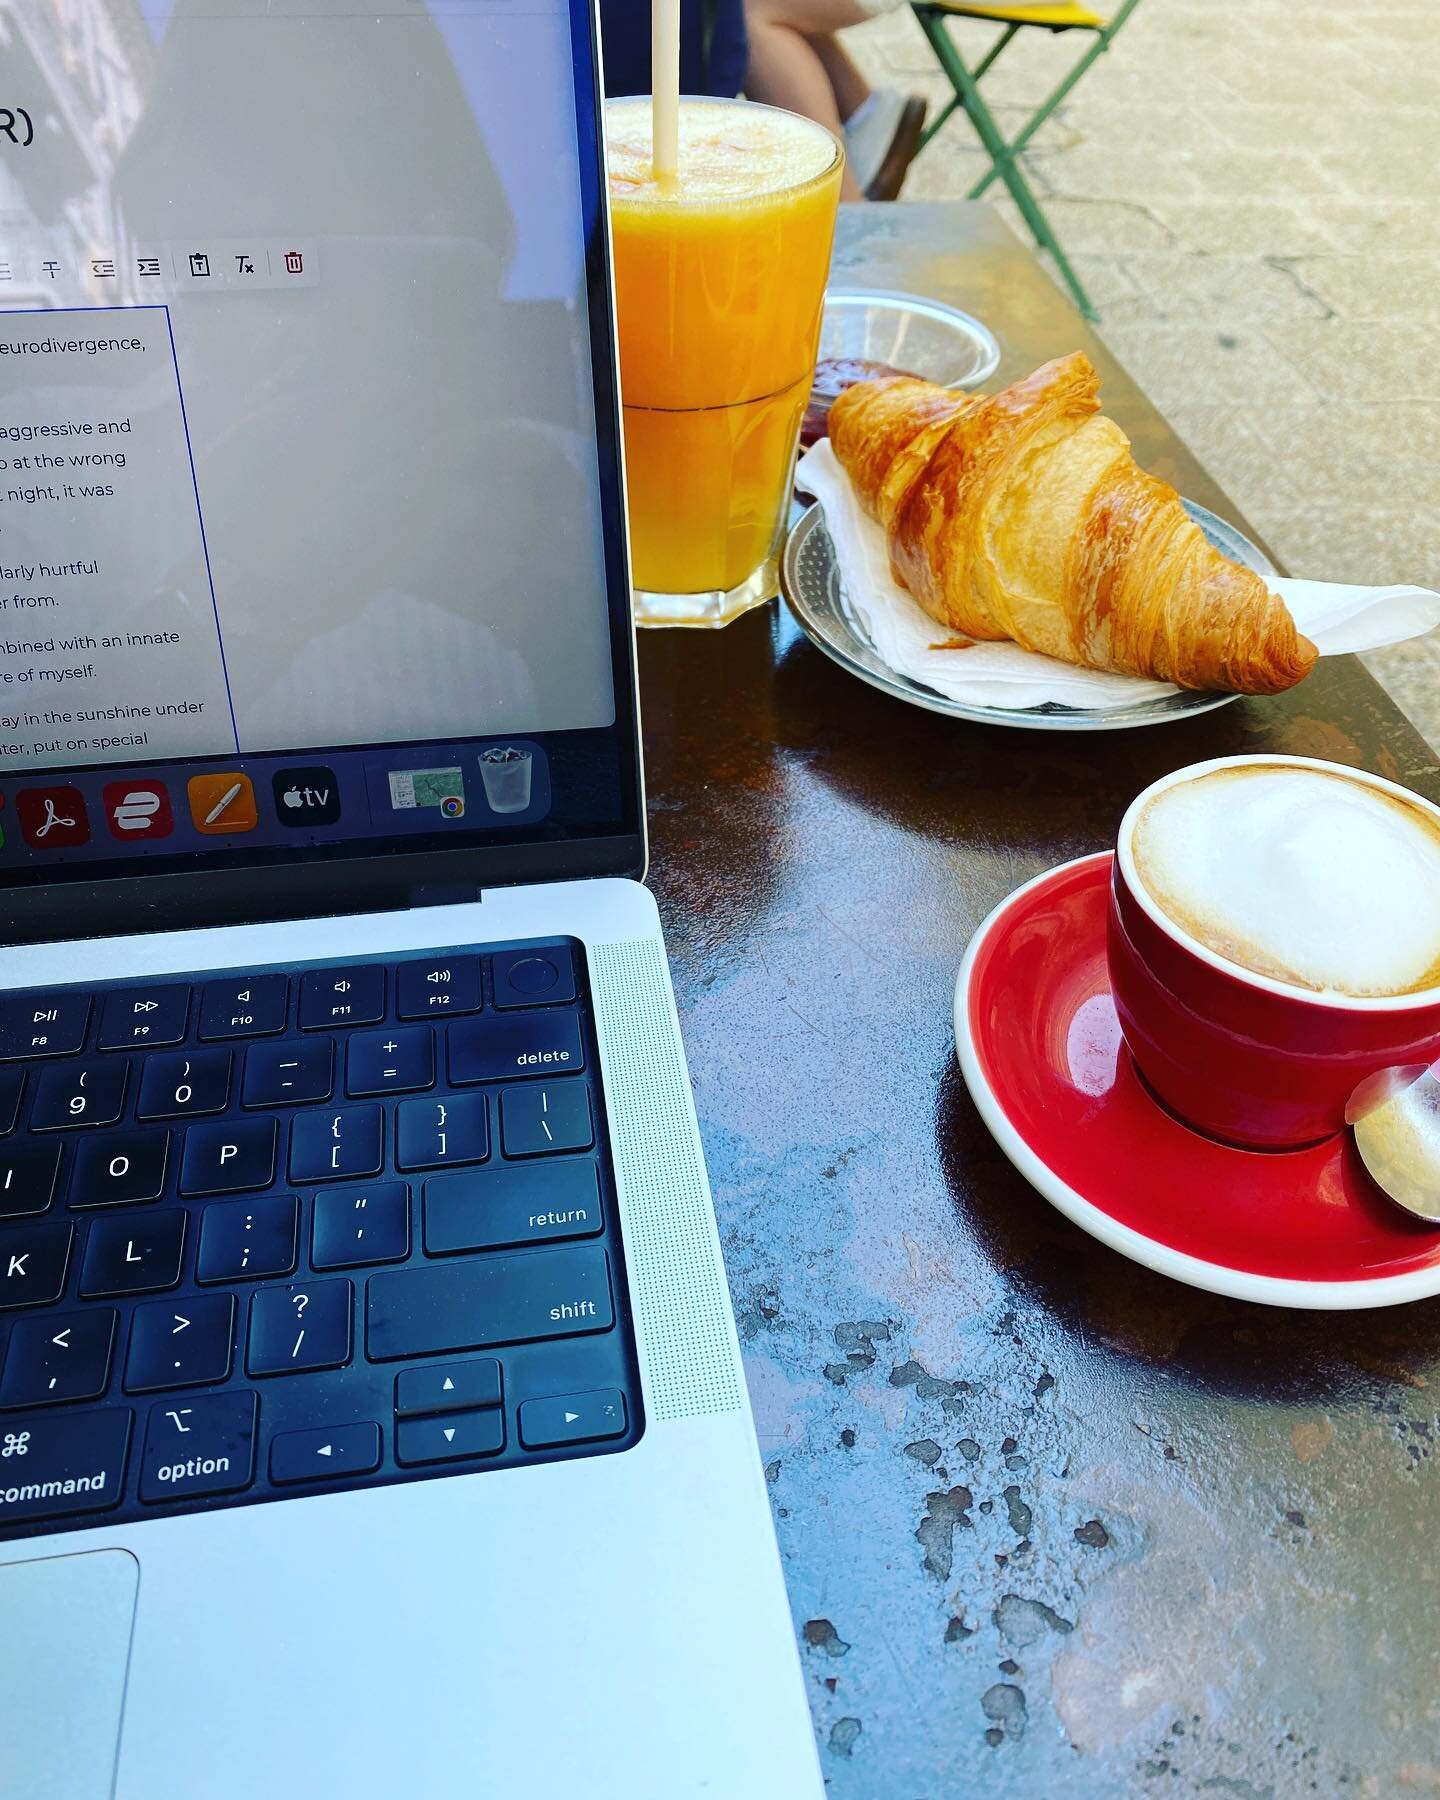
[{"x1": 637, "y1": 206, "x2": 1440, "y2": 1797}]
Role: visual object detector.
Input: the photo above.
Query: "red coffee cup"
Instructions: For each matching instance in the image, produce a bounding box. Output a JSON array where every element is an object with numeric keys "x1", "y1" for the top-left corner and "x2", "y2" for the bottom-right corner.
[{"x1": 1108, "y1": 754, "x2": 1440, "y2": 1150}]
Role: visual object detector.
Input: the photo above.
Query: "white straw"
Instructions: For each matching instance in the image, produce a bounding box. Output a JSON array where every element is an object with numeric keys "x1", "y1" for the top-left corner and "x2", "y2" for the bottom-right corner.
[{"x1": 652, "y1": 0, "x2": 680, "y2": 181}]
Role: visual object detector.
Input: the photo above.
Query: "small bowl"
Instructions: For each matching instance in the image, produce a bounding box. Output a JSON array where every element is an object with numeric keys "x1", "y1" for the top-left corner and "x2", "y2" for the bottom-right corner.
[{"x1": 818, "y1": 289, "x2": 1001, "y2": 390}]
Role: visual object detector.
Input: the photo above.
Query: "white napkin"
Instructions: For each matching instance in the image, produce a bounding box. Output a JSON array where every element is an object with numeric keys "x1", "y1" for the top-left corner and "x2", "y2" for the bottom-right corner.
[{"x1": 796, "y1": 439, "x2": 1440, "y2": 713}]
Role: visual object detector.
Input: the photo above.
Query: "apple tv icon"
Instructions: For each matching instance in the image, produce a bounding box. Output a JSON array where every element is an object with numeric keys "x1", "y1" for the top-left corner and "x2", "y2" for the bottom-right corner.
[{"x1": 272, "y1": 766, "x2": 341, "y2": 827}]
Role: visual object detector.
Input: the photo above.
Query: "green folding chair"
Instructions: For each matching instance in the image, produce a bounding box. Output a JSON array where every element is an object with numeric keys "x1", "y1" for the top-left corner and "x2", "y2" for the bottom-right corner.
[{"x1": 909, "y1": 0, "x2": 1142, "y2": 320}]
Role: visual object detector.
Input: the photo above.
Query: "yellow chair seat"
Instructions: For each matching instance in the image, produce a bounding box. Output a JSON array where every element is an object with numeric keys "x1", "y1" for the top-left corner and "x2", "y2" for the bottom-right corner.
[{"x1": 927, "y1": 1, "x2": 1106, "y2": 29}]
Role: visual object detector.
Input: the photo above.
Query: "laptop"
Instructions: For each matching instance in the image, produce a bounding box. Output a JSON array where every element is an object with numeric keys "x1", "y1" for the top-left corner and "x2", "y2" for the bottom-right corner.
[{"x1": 0, "y1": 5, "x2": 821, "y2": 1795}]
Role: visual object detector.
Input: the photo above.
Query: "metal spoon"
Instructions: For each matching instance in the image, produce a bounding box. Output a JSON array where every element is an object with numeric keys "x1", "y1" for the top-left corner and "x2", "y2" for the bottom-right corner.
[{"x1": 1347, "y1": 1062, "x2": 1440, "y2": 1222}]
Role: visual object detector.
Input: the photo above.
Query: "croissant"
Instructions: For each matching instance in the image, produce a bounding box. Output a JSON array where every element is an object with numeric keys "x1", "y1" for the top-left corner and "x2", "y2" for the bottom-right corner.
[{"x1": 828, "y1": 353, "x2": 1317, "y2": 694}]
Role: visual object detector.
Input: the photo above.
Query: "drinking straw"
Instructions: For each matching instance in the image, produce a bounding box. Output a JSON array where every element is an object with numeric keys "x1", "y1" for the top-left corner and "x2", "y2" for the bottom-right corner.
[{"x1": 652, "y1": 0, "x2": 680, "y2": 182}]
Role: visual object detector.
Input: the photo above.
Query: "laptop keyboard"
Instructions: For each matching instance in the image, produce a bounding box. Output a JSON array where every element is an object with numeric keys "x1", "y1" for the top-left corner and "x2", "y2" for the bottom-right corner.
[{"x1": 0, "y1": 937, "x2": 641, "y2": 1543}]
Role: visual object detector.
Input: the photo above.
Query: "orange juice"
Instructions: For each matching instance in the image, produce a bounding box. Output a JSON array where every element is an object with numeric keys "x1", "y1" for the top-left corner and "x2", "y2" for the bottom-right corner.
[{"x1": 605, "y1": 98, "x2": 842, "y2": 624}]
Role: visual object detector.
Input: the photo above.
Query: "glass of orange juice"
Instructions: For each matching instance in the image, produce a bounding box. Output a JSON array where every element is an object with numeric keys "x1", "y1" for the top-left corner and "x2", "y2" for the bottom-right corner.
[{"x1": 605, "y1": 97, "x2": 843, "y2": 628}]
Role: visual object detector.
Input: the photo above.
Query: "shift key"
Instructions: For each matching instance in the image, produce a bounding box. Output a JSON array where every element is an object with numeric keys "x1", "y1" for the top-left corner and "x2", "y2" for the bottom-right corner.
[{"x1": 367, "y1": 1246, "x2": 612, "y2": 1360}]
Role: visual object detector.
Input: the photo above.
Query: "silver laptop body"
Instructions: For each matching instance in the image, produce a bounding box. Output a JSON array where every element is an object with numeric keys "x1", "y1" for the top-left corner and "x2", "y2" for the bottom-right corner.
[{"x1": 0, "y1": 4, "x2": 820, "y2": 1793}]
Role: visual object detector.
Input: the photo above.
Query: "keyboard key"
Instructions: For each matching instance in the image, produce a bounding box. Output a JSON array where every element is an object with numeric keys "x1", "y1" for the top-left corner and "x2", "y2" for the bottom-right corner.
[
  {"x1": 97, "y1": 986, "x2": 189, "y2": 1051},
  {"x1": 248, "y1": 1280, "x2": 352, "y2": 1376},
  {"x1": 396, "y1": 956, "x2": 481, "y2": 1021},
  {"x1": 395, "y1": 1358, "x2": 502, "y2": 1418},
  {"x1": 395, "y1": 1093, "x2": 488, "y2": 1172},
  {"x1": 270, "y1": 1421, "x2": 380, "y2": 1484},
  {"x1": 70, "y1": 1131, "x2": 169, "y2": 1210},
  {"x1": 299, "y1": 966, "x2": 385, "y2": 1031},
  {"x1": 366, "y1": 1245, "x2": 612, "y2": 1361},
  {"x1": 0, "y1": 1068, "x2": 25, "y2": 1136},
  {"x1": 198, "y1": 975, "x2": 288, "y2": 1041},
  {"x1": 424, "y1": 1161, "x2": 602, "y2": 1256},
  {"x1": 0, "y1": 1308, "x2": 116, "y2": 1409},
  {"x1": 29, "y1": 1060, "x2": 128, "y2": 1132},
  {"x1": 242, "y1": 1039, "x2": 333, "y2": 1109},
  {"x1": 519, "y1": 1389, "x2": 627, "y2": 1450},
  {"x1": 0, "y1": 992, "x2": 90, "y2": 1062},
  {"x1": 139, "y1": 1391, "x2": 255, "y2": 1504},
  {"x1": 0, "y1": 1142, "x2": 62, "y2": 1220},
  {"x1": 197, "y1": 1195, "x2": 298, "y2": 1284},
  {"x1": 311, "y1": 1183, "x2": 409, "y2": 1270},
  {"x1": 137, "y1": 1049, "x2": 231, "y2": 1121},
  {"x1": 492, "y1": 946, "x2": 576, "y2": 1010},
  {"x1": 179, "y1": 1118, "x2": 277, "y2": 1196},
  {"x1": 289, "y1": 1106, "x2": 383, "y2": 1183},
  {"x1": 498, "y1": 1082, "x2": 593, "y2": 1158},
  {"x1": 346, "y1": 1027, "x2": 434, "y2": 1097},
  {"x1": 79, "y1": 1210, "x2": 185, "y2": 1298},
  {"x1": 396, "y1": 1410, "x2": 503, "y2": 1465},
  {"x1": 125, "y1": 1294, "x2": 235, "y2": 1392},
  {"x1": 0, "y1": 1221, "x2": 72, "y2": 1310},
  {"x1": 0, "y1": 1408, "x2": 130, "y2": 1521},
  {"x1": 449, "y1": 1012, "x2": 585, "y2": 1086}
]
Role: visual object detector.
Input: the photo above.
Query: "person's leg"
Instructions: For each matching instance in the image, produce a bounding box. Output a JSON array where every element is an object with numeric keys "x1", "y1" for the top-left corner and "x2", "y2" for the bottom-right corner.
[
  {"x1": 745, "y1": 0, "x2": 873, "y2": 197},
  {"x1": 809, "y1": 31, "x2": 871, "y2": 124}
]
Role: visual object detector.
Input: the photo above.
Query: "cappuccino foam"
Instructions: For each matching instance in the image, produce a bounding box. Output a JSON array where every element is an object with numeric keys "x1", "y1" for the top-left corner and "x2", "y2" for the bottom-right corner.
[{"x1": 1132, "y1": 765, "x2": 1440, "y2": 997}]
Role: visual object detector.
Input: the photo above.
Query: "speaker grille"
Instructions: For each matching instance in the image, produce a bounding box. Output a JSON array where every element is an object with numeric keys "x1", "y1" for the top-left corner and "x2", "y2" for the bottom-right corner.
[{"x1": 591, "y1": 938, "x2": 742, "y2": 1420}]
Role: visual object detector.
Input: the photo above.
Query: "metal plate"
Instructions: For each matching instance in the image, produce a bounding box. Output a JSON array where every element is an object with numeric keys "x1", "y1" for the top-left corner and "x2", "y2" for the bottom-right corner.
[
  {"x1": 819, "y1": 289, "x2": 1001, "y2": 390},
  {"x1": 781, "y1": 499, "x2": 1279, "y2": 732}
]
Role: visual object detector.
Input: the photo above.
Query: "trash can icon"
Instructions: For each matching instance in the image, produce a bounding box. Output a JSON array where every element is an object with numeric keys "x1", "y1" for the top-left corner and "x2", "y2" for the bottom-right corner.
[{"x1": 479, "y1": 746, "x2": 532, "y2": 814}]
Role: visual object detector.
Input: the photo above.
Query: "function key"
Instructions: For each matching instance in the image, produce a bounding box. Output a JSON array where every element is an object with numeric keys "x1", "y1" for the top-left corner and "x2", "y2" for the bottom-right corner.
[
  {"x1": 0, "y1": 1068, "x2": 25, "y2": 1136},
  {"x1": 396, "y1": 956, "x2": 482, "y2": 1020},
  {"x1": 198, "y1": 975, "x2": 289, "y2": 1042},
  {"x1": 498, "y1": 1082, "x2": 593, "y2": 1158},
  {"x1": 299, "y1": 966, "x2": 385, "y2": 1031},
  {"x1": 78, "y1": 1210, "x2": 186, "y2": 1298},
  {"x1": 242, "y1": 1039, "x2": 333, "y2": 1109},
  {"x1": 137, "y1": 1048, "x2": 231, "y2": 1121},
  {"x1": 395, "y1": 1358, "x2": 502, "y2": 1418},
  {"x1": 0, "y1": 991, "x2": 91, "y2": 1062},
  {"x1": 491, "y1": 946, "x2": 576, "y2": 1011},
  {"x1": 139, "y1": 1391, "x2": 255, "y2": 1504},
  {"x1": 0, "y1": 1308, "x2": 116, "y2": 1409},
  {"x1": 29, "y1": 1060, "x2": 129, "y2": 1132},
  {"x1": 396, "y1": 1410, "x2": 503, "y2": 1466},
  {"x1": 270, "y1": 1421, "x2": 380, "y2": 1485},
  {"x1": 70, "y1": 1130, "x2": 169, "y2": 1210},
  {"x1": 97, "y1": 986, "x2": 190, "y2": 1051},
  {"x1": 0, "y1": 1408, "x2": 131, "y2": 1522},
  {"x1": 518, "y1": 1389, "x2": 627, "y2": 1450},
  {"x1": 311, "y1": 1183, "x2": 409, "y2": 1270},
  {"x1": 449, "y1": 1012, "x2": 584, "y2": 1086},
  {"x1": 0, "y1": 1142, "x2": 62, "y2": 1220},
  {"x1": 0, "y1": 1220, "x2": 72, "y2": 1310}
]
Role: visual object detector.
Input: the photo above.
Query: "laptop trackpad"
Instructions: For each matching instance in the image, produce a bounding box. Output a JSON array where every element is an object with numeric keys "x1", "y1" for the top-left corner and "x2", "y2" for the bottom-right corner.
[{"x1": 0, "y1": 1550, "x2": 138, "y2": 1800}]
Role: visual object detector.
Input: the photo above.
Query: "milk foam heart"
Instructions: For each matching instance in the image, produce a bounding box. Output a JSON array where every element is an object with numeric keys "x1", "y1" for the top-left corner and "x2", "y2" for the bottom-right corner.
[{"x1": 1132, "y1": 765, "x2": 1440, "y2": 998}]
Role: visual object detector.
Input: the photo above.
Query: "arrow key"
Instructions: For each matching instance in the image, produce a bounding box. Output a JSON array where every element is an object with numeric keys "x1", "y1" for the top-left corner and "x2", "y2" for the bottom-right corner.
[
  {"x1": 270, "y1": 1421, "x2": 381, "y2": 1484},
  {"x1": 0, "y1": 1307, "x2": 116, "y2": 1409},
  {"x1": 519, "y1": 1389, "x2": 628, "y2": 1450},
  {"x1": 396, "y1": 1409, "x2": 504, "y2": 1465},
  {"x1": 394, "y1": 1358, "x2": 502, "y2": 1418},
  {"x1": 125, "y1": 1292, "x2": 235, "y2": 1393}
]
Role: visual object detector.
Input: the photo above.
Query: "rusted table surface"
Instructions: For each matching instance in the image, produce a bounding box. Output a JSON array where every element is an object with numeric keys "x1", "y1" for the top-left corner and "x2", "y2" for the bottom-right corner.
[{"x1": 638, "y1": 204, "x2": 1440, "y2": 1798}]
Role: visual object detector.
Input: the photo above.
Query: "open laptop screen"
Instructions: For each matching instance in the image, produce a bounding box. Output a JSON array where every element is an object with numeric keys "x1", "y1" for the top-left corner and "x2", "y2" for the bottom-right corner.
[{"x1": 0, "y1": 0, "x2": 638, "y2": 905}]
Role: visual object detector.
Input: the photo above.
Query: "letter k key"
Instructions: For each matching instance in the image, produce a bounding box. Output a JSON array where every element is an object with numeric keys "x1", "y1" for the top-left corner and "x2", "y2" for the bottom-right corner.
[{"x1": 0, "y1": 1222, "x2": 71, "y2": 1310}]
